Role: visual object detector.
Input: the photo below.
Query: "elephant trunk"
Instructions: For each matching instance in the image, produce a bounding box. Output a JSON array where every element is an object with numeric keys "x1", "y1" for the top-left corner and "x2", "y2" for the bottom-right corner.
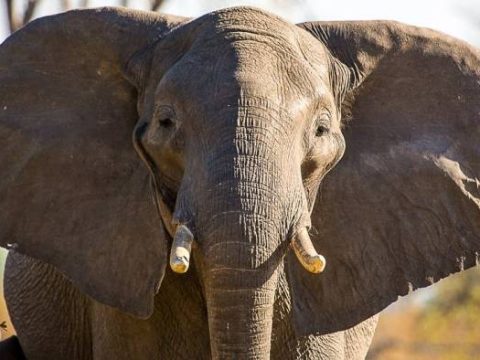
[
  {"x1": 205, "y1": 263, "x2": 279, "y2": 359},
  {"x1": 178, "y1": 105, "x2": 312, "y2": 358},
  {"x1": 195, "y1": 177, "x2": 292, "y2": 359}
]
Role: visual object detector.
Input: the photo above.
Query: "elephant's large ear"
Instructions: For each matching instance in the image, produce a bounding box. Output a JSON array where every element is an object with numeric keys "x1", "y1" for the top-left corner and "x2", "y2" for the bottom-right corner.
[
  {"x1": 0, "y1": 8, "x2": 187, "y2": 318},
  {"x1": 288, "y1": 21, "x2": 480, "y2": 335}
]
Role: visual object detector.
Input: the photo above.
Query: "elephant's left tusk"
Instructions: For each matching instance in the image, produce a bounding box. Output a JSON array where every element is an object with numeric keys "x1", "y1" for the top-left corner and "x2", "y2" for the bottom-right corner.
[
  {"x1": 170, "y1": 225, "x2": 194, "y2": 274},
  {"x1": 291, "y1": 228, "x2": 326, "y2": 274}
]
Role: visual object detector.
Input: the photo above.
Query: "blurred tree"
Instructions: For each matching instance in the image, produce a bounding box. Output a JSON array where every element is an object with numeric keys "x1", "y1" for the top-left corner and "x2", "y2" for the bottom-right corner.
[
  {"x1": 369, "y1": 267, "x2": 480, "y2": 360},
  {"x1": 3, "y1": 0, "x2": 170, "y2": 34},
  {"x1": 415, "y1": 267, "x2": 480, "y2": 359},
  {"x1": 5, "y1": 0, "x2": 38, "y2": 33}
]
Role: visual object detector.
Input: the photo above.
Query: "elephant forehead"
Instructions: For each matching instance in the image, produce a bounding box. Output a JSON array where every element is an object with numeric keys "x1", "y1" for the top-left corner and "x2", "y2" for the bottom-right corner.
[
  {"x1": 160, "y1": 50, "x2": 328, "y2": 133},
  {"x1": 171, "y1": 7, "x2": 332, "y2": 97},
  {"x1": 231, "y1": 42, "x2": 330, "y2": 100},
  {"x1": 162, "y1": 37, "x2": 330, "y2": 113}
]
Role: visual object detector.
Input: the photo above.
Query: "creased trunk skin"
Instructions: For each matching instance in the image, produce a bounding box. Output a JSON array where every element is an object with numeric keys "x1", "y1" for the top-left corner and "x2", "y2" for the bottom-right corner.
[
  {"x1": 198, "y1": 179, "x2": 289, "y2": 359},
  {"x1": 206, "y1": 266, "x2": 279, "y2": 359}
]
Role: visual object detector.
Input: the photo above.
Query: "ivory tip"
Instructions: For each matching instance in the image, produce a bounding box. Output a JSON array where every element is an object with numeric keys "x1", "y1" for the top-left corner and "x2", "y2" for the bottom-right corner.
[
  {"x1": 170, "y1": 225, "x2": 194, "y2": 274},
  {"x1": 170, "y1": 259, "x2": 189, "y2": 273},
  {"x1": 291, "y1": 228, "x2": 326, "y2": 274},
  {"x1": 307, "y1": 254, "x2": 327, "y2": 274},
  {"x1": 170, "y1": 246, "x2": 191, "y2": 273}
]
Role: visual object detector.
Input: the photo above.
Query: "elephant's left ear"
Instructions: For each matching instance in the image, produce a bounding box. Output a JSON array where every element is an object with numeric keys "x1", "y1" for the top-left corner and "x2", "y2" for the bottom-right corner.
[
  {"x1": 287, "y1": 21, "x2": 480, "y2": 335},
  {"x1": 0, "y1": 8, "x2": 187, "y2": 318}
]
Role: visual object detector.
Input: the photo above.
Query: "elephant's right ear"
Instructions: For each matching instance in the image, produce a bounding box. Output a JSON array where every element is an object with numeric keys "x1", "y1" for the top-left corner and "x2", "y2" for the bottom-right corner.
[{"x1": 0, "y1": 7, "x2": 187, "y2": 318}]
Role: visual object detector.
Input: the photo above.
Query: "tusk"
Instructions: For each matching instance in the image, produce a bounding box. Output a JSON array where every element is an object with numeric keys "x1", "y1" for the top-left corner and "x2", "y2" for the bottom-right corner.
[
  {"x1": 291, "y1": 228, "x2": 326, "y2": 274},
  {"x1": 170, "y1": 224, "x2": 194, "y2": 274}
]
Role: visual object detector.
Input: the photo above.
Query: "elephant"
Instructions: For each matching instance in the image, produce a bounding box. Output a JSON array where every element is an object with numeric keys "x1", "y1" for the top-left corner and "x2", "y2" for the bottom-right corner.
[{"x1": 0, "y1": 5, "x2": 479, "y2": 360}]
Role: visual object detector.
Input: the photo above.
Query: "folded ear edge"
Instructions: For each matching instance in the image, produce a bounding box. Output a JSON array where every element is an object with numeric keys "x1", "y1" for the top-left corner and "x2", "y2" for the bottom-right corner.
[{"x1": 299, "y1": 20, "x2": 480, "y2": 93}]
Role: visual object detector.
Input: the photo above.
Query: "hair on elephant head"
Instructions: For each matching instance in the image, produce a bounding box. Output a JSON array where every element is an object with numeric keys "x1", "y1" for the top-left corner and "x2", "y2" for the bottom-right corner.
[{"x1": 0, "y1": 6, "x2": 479, "y2": 359}]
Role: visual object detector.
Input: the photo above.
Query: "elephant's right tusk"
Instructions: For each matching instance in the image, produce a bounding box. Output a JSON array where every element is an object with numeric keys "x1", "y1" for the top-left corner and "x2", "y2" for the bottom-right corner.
[
  {"x1": 170, "y1": 225, "x2": 194, "y2": 274},
  {"x1": 291, "y1": 228, "x2": 326, "y2": 274}
]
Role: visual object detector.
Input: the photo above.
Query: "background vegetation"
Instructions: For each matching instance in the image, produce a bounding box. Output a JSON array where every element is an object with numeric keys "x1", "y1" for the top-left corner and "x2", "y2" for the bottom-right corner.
[{"x1": 369, "y1": 267, "x2": 480, "y2": 359}]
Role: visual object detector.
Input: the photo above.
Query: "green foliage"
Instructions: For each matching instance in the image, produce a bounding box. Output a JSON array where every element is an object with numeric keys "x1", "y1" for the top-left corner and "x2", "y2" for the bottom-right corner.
[
  {"x1": 370, "y1": 266, "x2": 480, "y2": 360},
  {"x1": 416, "y1": 267, "x2": 480, "y2": 359}
]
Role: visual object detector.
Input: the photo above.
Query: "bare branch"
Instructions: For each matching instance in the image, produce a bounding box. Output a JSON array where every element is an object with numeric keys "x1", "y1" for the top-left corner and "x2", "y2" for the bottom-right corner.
[
  {"x1": 59, "y1": 0, "x2": 72, "y2": 11},
  {"x1": 150, "y1": 0, "x2": 167, "y2": 12},
  {"x1": 5, "y1": 0, "x2": 20, "y2": 33},
  {"x1": 22, "y1": 0, "x2": 39, "y2": 25},
  {"x1": 79, "y1": 0, "x2": 89, "y2": 7}
]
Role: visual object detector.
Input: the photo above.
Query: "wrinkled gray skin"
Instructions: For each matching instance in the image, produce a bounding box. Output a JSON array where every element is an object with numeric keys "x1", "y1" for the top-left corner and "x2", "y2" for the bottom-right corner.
[{"x1": 1, "y1": 6, "x2": 480, "y2": 360}]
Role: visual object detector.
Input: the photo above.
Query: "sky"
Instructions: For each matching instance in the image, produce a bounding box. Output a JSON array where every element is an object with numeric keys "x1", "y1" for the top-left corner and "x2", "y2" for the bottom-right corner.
[{"x1": 1, "y1": 0, "x2": 480, "y2": 46}]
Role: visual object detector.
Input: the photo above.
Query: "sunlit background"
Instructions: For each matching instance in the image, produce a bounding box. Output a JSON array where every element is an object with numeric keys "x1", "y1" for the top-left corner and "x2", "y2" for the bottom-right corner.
[
  {"x1": 2, "y1": 0, "x2": 480, "y2": 44},
  {"x1": 1, "y1": 0, "x2": 480, "y2": 358}
]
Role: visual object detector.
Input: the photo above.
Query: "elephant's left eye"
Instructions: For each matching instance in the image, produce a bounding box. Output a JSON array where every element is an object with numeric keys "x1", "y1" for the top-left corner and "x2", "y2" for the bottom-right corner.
[
  {"x1": 155, "y1": 105, "x2": 176, "y2": 129},
  {"x1": 314, "y1": 112, "x2": 331, "y2": 137}
]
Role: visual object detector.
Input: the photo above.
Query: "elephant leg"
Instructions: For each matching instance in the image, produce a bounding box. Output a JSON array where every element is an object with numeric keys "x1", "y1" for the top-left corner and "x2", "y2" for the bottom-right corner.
[
  {"x1": 344, "y1": 315, "x2": 379, "y2": 359},
  {"x1": 90, "y1": 264, "x2": 211, "y2": 359},
  {"x1": 289, "y1": 315, "x2": 378, "y2": 360},
  {"x1": 5, "y1": 252, "x2": 210, "y2": 360},
  {"x1": 272, "y1": 314, "x2": 377, "y2": 360},
  {"x1": 272, "y1": 271, "x2": 378, "y2": 360},
  {"x1": 272, "y1": 271, "x2": 348, "y2": 359},
  {"x1": 90, "y1": 302, "x2": 162, "y2": 359},
  {"x1": 4, "y1": 252, "x2": 92, "y2": 360}
]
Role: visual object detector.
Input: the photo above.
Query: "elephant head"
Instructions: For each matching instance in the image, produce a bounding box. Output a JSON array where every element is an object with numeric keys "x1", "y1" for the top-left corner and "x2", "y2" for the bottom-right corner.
[{"x1": 1, "y1": 6, "x2": 479, "y2": 359}]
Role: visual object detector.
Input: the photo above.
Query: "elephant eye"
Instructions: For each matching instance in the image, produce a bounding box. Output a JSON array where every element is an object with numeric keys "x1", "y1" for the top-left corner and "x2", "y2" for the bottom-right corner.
[
  {"x1": 315, "y1": 125, "x2": 329, "y2": 137},
  {"x1": 315, "y1": 113, "x2": 331, "y2": 137},
  {"x1": 155, "y1": 105, "x2": 176, "y2": 129},
  {"x1": 159, "y1": 117, "x2": 174, "y2": 129}
]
